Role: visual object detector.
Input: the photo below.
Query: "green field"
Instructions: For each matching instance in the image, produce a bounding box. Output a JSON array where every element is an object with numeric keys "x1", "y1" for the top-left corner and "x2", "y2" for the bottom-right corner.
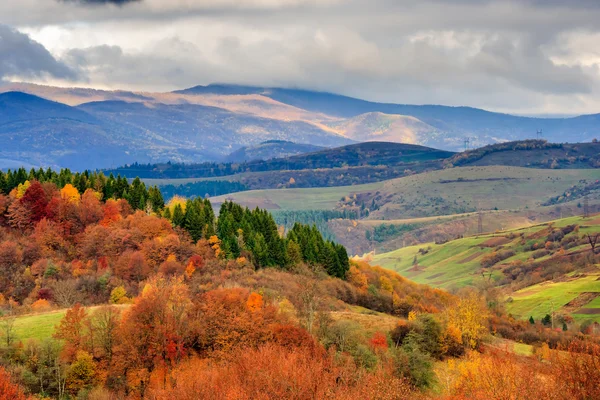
[
  {"x1": 5, "y1": 305, "x2": 130, "y2": 343},
  {"x1": 205, "y1": 166, "x2": 599, "y2": 216},
  {"x1": 10, "y1": 309, "x2": 67, "y2": 342},
  {"x1": 373, "y1": 235, "x2": 501, "y2": 289},
  {"x1": 211, "y1": 181, "x2": 383, "y2": 210},
  {"x1": 507, "y1": 272, "x2": 600, "y2": 323},
  {"x1": 374, "y1": 215, "x2": 600, "y2": 322}
]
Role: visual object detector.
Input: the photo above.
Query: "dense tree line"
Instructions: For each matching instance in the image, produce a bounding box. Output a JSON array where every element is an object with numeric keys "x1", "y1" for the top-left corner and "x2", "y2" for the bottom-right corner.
[
  {"x1": 159, "y1": 180, "x2": 248, "y2": 200},
  {"x1": 0, "y1": 168, "x2": 164, "y2": 213},
  {"x1": 103, "y1": 142, "x2": 451, "y2": 180},
  {"x1": 210, "y1": 202, "x2": 350, "y2": 278},
  {"x1": 369, "y1": 223, "x2": 420, "y2": 243},
  {"x1": 0, "y1": 168, "x2": 350, "y2": 279},
  {"x1": 272, "y1": 210, "x2": 358, "y2": 241}
]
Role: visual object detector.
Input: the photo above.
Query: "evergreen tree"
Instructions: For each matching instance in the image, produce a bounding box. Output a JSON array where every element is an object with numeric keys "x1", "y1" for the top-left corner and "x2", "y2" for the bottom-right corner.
[
  {"x1": 184, "y1": 200, "x2": 204, "y2": 242},
  {"x1": 172, "y1": 204, "x2": 185, "y2": 228}
]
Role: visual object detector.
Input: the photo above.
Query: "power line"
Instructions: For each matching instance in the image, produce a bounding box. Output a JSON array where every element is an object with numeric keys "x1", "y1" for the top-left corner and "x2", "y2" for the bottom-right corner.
[{"x1": 536, "y1": 129, "x2": 543, "y2": 139}]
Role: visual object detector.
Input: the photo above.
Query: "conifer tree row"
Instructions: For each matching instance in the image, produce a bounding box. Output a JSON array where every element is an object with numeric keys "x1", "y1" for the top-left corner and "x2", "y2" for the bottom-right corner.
[{"x1": 0, "y1": 168, "x2": 350, "y2": 279}]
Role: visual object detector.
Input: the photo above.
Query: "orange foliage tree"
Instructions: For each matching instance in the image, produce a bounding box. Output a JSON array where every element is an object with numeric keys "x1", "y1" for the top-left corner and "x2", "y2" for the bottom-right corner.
[{"x1": 0, "y1": 367, "x2": 31, "y2": 400}]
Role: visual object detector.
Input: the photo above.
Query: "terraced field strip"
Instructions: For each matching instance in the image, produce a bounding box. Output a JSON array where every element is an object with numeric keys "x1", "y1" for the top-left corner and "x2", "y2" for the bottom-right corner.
[{"x1": 507, "y1": 273, "x2": 600, "y2": 322}]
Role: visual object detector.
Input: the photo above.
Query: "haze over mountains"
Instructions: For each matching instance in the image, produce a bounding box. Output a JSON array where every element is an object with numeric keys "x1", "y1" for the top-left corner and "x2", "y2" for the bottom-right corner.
[{"x1": 2, "y1": 82, "x2": 600, "y2": 170}]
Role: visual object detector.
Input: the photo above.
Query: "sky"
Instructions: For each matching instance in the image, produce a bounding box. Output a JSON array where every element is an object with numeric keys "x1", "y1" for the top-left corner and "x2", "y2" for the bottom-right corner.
[{"x1": 1, "y1": 0, "x2": 600, "y2": 115}]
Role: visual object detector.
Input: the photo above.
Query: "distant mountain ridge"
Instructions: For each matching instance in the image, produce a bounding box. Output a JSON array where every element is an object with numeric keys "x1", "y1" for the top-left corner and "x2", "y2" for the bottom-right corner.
[
  {"x1": 2, "y1": 82, "x2": 600, "y2": 170},
  {"x1": 178, "y1": 84, "x2": 600, "y2": 146}
]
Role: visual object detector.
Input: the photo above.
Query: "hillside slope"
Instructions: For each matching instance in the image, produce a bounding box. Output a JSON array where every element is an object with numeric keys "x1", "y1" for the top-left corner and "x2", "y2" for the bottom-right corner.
[
  {"x1": 210, "y1": 166, "x2": 600, "y2": 217},
  {"x1": 178, "y1": 84, "x2": 600, "y2": 146},
  {"x1": 224, "y1": 140, "x2": 324, "y2": 162},
  {"x1": 4, "y1": 83, "x2": 600, "y2": 168},
  {"x1": 373, "y1": 214, "x2": 600, "y2": 324}
]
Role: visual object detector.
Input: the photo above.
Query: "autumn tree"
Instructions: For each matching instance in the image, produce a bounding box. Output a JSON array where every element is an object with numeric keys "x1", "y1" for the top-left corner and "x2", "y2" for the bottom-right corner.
[
  {"x1": 114, "y1": 277, "x2": 191, "y2": 397},
  {"x1": 0, "y1": 366, "x2": 31, "y2": 400},
  {"x1": 54, "y1": 304, "x2": 88, "y2": 362},
  {"x1": 444, "y1": 291, "x2": 489, "y2": 349}
]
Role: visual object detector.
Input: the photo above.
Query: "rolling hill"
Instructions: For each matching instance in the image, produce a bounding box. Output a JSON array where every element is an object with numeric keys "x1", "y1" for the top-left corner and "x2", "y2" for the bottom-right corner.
[
  {"x1": 223, "y1": 140, "x2": 324, "y2": 162},
  {"x1": 372, "y1": 214, "x2": 600, "y2": 324},
  {"x1": 0, "y1": 91, "x2": 351, "y2": 170},
  {"x1": 4, "y1": 82, "x2": 600, "y2": 171},
  {"x1": 210, "y1": 166, "x2": 600, "y2": 216}
]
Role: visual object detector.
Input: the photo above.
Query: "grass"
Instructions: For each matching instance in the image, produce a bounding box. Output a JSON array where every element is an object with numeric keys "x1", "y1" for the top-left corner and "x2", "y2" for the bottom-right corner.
[
  {"x1": 507, "y1": 271, "x2": 600, "y2": 323},
  {"x1": 11, "y1": 309, "x2": 67, "y2": 342},
  {"x1": 6, "y1": 305, "x2": 131, "y2": 343},
  {"x1": 373, "y1": 214, "x2": 600, "y2": 322},
  {"x1": 373, "y1": 235, "x2": 500, "y2": 289},
  {"x1": 199, "y1": 166, "x2": 600, "y2": 216},
  {"x1": 489, "y1": 337, "x2": 534, "y2": 356},
  {"x1": 329, "y1": 308, "x2": 400, "y2": 336},
  {"x1": 210, "y1": 181, "x2": 383, "y2": 210},
  {"x1": 369, "y1": 166, "x2": 600, "y2": 219}
]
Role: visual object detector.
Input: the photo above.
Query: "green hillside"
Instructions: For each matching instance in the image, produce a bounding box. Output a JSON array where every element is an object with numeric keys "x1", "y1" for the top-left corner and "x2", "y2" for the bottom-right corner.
[
  {"x1": 211, "y1": 166, "x2": 600, "y2": 215},
  {"x1": 373, "y1": 214, "x2": 600, "y2": 323}
]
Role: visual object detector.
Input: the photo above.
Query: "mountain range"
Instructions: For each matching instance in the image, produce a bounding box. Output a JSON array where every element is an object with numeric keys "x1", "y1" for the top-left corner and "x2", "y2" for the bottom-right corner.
[{"x1": 2, "y1": 82, "x2": 600, "y2": 170}]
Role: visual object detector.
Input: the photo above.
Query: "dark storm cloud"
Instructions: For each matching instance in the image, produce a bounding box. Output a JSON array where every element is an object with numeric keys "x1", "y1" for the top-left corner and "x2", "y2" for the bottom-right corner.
[{"x1": 0, "y1": 24, "x2": 77, "y2": 81}]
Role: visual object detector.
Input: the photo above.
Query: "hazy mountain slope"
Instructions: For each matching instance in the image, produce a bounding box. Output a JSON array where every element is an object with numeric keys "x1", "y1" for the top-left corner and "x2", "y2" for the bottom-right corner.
[
  {"x1": 0, "y1": 92, "x2": 138, "y2": 169},
  {"x1": 0, "y1": 91, "x2": 351, "y2": 170},
  {"x1": 178, "y1": 84, "x2": 600, "y2": 146},
  {"x1": 224, "y1": 140, "x2": 324, "y2": 162},
  {"x1": 77, "y1": 100, "x2": 351, "y2": 158},
  {"x1": 0, "y1": 91, "x2": 98, "y2": 125},
  {"x1": 325, "y1": 112, "x2": 439, "y2": 144}
]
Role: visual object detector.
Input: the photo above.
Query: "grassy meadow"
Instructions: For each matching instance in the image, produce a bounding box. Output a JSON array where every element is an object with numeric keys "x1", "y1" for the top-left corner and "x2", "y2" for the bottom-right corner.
[{"x1": 373, "y1": 215, "x2": 600, "y2": 323}]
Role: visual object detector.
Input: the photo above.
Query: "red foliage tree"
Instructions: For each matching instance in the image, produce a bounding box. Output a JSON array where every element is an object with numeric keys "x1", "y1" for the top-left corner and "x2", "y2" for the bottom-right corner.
[
  {"x1": 0, "y1": 366, "x2": 31, "y2": 400},
  {"x1": 20, "y1": 181, "x2": 49, "y2": 223}
]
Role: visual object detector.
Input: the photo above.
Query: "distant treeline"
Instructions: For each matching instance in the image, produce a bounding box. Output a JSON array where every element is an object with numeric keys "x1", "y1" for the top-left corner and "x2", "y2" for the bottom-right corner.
[
  {"x1": 367, "y1": 223, "x2": 420, "y2": 243},
  {"x1": 103, "y1": 142, "x2": 453, "y2": 180},
  {"x1": 272, "y1": 210, "x2": 358, "y2": 241},
  {"x1": 445, "y1": 140, "x2": 563, "y2": 167},
  {"x1": 160, "y1": 180, "x2": 249, "y2": 200}
]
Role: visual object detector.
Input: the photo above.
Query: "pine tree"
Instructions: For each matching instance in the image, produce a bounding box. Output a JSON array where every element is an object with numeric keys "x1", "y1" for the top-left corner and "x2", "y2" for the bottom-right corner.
[
  {"x1": 184, "y1": 201, "x2": 203, "y2": 242},
  {"x1": 172, "y1": 204, "x2": 185, "y2": 228}
]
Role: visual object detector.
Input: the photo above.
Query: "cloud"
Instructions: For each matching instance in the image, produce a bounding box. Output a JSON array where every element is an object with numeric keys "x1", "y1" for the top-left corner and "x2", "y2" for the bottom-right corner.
[
  {"x1": 58, "y1": 0, "x2": 140, "y2": 5},
  {"x1": 0, "y1": 24, "x2": 77, "y2": 82},
  {"x1": 4, "y1": 0, "x2": 600, "y2": 114}
]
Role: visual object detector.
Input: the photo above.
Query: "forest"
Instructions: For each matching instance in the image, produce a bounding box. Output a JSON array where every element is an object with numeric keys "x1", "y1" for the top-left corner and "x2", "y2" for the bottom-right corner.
[{"x1": 0, "y1": 167, "x2": 598, "y2": 399}]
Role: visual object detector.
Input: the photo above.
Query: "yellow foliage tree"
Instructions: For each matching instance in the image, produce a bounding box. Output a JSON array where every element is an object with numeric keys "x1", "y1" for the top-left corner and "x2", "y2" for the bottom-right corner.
[
  {"x1": 14, "y1": 180, "x2": 31, "y2": 199},
  {"x1": 61, "y1": 184, "x2": 81, "y2": 204},
  {"x1": 110, "y1": 286, "x2": 129, "y2": 304},
  {"x1": 165, "y1": 196, "x2": 187, "y2": 214},
  {"x1": 379, "y1": 276, "x2": 393, "y2": 293},
  {"x1": 445, "y1": 291, "x2": 489, "y2": 349}
]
